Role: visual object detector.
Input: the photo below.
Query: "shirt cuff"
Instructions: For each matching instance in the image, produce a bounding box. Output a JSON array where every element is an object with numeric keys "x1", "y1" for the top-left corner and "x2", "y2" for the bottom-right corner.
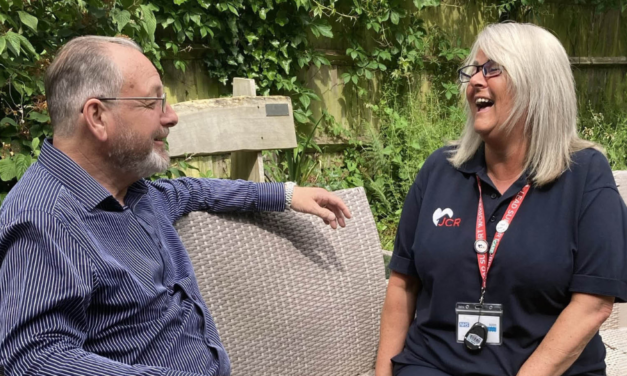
[
  {"x1": 256, "y1": 182, "x2": 285, "y2": 212},
  {"x1": 389, "y1": 253, "x2": 418, "y2": 276},
  {"x1": 569, "y1": 274, "x2": 627, "y2": 303}
]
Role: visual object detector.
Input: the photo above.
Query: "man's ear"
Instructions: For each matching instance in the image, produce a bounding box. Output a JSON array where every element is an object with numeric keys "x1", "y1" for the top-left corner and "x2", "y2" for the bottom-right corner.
[{"x1": 81, "y1": 99, "x2": 112, "y2": 142}]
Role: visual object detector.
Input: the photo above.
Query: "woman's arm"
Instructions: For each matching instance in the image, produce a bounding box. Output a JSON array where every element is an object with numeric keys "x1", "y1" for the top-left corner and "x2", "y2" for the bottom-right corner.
[
  {"x1": 375, "y1": 271, "x2": 422, "y2": 376},
  {"x1": 517, "y1": 293, "x2": 614, "y2": 376}
]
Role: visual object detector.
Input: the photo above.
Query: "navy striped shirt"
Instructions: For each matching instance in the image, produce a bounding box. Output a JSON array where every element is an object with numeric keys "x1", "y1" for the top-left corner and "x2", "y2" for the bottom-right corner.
[{"x1": 0, "y1": 139, "x2": 285, "y2": 376}]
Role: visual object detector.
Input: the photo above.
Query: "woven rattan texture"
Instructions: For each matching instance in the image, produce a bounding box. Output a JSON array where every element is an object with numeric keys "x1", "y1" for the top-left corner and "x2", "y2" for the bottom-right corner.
[
  {"x1": 603, "y1": 328, "x2": 627, "y2": 376},
  {"x1": 175, "y1": 187, "x2": 386, "y2": 376}
]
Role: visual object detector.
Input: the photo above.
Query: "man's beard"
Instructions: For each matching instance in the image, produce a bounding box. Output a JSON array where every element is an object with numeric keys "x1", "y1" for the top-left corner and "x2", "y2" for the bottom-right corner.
[{"x1": 109, "y1": 121, "x2": 170, "y2": 178}]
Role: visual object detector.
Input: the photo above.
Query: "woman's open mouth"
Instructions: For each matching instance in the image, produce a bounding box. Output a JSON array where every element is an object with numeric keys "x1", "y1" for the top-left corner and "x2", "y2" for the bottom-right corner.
[{"x1": 475, "y1": 97, "x2": 494, "y2": 113}]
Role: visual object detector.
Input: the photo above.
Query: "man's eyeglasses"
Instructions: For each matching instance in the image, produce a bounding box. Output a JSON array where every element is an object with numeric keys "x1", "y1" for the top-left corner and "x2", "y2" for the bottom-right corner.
[
  {"x1": 458, "y1": 60, "x2": 503, "y2": 83},
  {"x1": 81, "y1": 93, "x2": 168, "y2": 113}
]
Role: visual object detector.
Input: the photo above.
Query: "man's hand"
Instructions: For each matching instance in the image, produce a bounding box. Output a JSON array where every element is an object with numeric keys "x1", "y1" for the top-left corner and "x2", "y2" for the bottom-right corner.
[{"x1": 290, "y1": 187, "x2": 352, "y2": 229}]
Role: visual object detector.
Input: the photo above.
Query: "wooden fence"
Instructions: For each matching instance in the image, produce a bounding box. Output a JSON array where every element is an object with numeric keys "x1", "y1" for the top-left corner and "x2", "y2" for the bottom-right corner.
[{"x1": 162, "y1": 0, "x2": 627, "y2": 179}]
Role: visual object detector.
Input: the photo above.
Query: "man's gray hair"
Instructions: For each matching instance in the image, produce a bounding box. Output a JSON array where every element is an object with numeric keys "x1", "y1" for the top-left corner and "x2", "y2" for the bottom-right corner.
[
  {"x1": 44, "y1": 36, "x2": 142, "y2": 137},
  {"x1": 448, "y1": 22, "x2": 601, "y2": 186}
]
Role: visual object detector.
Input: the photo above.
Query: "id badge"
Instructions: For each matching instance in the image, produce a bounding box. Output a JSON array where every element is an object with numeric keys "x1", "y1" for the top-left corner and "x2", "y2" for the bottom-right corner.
[{"x1": 455, "y1": 302, "x2": 503, "y2": 345}]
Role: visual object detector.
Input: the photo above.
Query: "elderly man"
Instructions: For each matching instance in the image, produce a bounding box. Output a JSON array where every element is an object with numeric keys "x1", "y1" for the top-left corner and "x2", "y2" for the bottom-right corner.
[{"x1": 0, "y1": 36, "x2": 351, "y2": 376}]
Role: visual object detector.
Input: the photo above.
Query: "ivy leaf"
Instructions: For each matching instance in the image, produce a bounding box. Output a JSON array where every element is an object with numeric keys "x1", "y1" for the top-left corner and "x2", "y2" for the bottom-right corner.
[
  {"x1": 306, "y1": 92, "x2": 321, "y2": 101},
  {"x1": 299, "y1": 94, "x2": 310, "y2": 109},
  {"x1": 351, "y1": 75, "x2": 358, "y2": 85},
  {"x1": 0, "y1": 36, "x2": 5, "y2": 55},
  {"x1": 140, "y1": 5, "x2": 157, "y2": 42},
  {"x1": 341, "y1": 72, "x2": 351, "y2": 84},
  {"x1": 390, "y1": 11, "x2": 400, "y2": 25},
  {"x1": 189, "y1": 14, "x2": 202, "y2": 26},
  {"x1": 14, "y1": 154, "x2": 31, "y2": 180},
  {"x1": 31, "y1": 137, "x2": 40, "y2": 150},
  {"x1": 17, "y1": 11, "x2": 38, "y2": 32},
  {"x1": 265, "y1": 51, "x2": 277, "y2": 63},
  {"x1": 311, "y1": 23, "x2": 333, "y2": 38},
  {"x1": 0, "y1": 117, "x2": 16, "y2": 127},
  {"x1": 259, "y1": 8, "x2": 267, "y2": 20},
  {"x1": 367, "y1": 61, "x2": 379, "y2": 69},
  {"x1": 379, "y1": 50, "x2": 392, "y2": 60},
  {"x1": 413, "y1": 0, "x2": 441, "y2": 10},
  {"x1": 279, "y1": 59, "x2": 291, "y2": 74},
  {"x1": 293, "y1": 109, "x2": 309, "y2": 124},
  {"x1": 16, "y1": 34, "x2": 36, "y2": 55},
  {"x1": 276, "y1": 13, "x2": 289, "y2": 27},
  {"x1": 27, "y1": 111, "x2": 50, "y2": 123},
  {"x1": 0, "y1": 158, "x2": 16, "y2": 182},
  {"x1": 395, "y1": 32, "x2": 404, "y2": 44},
  {"x1": 228, "y1": 4, "x2": 239, "y2": 16},
  {"x1": 5, "y1": 31, "x2": 21, "y2": 56},
  {"x1": 111, "y1": 9, "x2": 131, "y2": 32},
  {"x1": 174, "y1": 0, "x2": 189, "y2": 4}
]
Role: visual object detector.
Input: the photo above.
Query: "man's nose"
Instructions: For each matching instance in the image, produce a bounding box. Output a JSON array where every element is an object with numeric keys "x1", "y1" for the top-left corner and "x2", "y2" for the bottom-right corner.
[{"x1": 162, "y1": 103, "x2": 178, "y2": 128}]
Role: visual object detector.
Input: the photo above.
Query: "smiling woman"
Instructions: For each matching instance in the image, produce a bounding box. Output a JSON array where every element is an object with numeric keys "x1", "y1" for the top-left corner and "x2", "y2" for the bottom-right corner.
[{"x1": 375, "y1": 22, "x2": 627, "y2": 376}]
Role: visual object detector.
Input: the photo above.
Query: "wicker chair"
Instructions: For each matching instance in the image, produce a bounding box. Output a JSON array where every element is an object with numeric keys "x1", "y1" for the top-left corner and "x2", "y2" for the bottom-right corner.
[
  {"x1": 175, "y1": 187, "x2": 385, "y2": 376},
  {"x1": 176, "y1": 183, "x2": 627, "y2": 376},
  {"x1": 602, "y1": 171, "x2": 627, "y2": 375}
]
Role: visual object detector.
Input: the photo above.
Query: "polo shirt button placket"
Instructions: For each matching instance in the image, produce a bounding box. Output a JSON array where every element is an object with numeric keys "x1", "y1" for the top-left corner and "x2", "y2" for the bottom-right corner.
[
  {"x1": 490, "y1": 215, "x2": 496, "y2": 222},
  {"x1": 490, "y1": 193, "x2": 498, "y2": 199}
]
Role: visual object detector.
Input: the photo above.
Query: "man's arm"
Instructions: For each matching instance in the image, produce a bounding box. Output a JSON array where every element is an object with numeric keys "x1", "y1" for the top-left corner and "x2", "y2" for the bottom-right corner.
[
  {"x1": 150, "y1": 178, "x2": 351, "y2": 227},
  {"x1": 516, "y1": 293, "x2": 614, "y2": 376},
  {"x1": 0, "y1": 214, "x2": 203, "y2": 376}
]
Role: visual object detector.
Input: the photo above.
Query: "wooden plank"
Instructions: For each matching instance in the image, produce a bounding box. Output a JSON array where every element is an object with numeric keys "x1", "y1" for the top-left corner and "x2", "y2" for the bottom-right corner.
[
  {"x1": 230, "y1": 150, "x2": 264, "y2": 182},
  {"x1": 570, "y1": 56, "x2": 627, "y2": 65},
  {"x1": 231, "y1": 78, "x2": 264, "y2": 182},
  {"x1": 232, "y1": 77, "x2": 257, "y2": 97},
  {"x1": 162, "y1": 59, "x2": 219, "y2": 105},
  {"x1": 168, "y1": 96, "x2": 297, "y2": 157}
]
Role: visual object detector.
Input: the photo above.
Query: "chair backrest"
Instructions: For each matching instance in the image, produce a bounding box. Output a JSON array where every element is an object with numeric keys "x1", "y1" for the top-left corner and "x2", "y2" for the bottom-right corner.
[
  {"x1": 175, "y1": 187, "x2": 387, "y2": 376},
  {"x1": 601, "y1": 171, "x2": 627, "y2": 330}
]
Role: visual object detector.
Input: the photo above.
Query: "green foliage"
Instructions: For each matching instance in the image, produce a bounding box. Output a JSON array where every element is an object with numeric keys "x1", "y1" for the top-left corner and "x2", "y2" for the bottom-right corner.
[
  {"x1": 579, "y1": 102, "x2": 627, "y2": 170},
  {"x1": 336, "y1": 85, "x2": 464, "y2": 249},
  {"x1": 0, "y1": 0, "x2": 167, "y2": 204}
]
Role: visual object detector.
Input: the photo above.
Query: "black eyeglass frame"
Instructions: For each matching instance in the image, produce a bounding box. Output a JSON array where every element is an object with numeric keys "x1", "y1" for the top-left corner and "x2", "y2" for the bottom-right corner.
[
  {"x1": 458, "y1": 60, "x2": 503, "y2": 83},
  {"x1": 81, "y1": 93, "x2": 167, "y2": 113}
]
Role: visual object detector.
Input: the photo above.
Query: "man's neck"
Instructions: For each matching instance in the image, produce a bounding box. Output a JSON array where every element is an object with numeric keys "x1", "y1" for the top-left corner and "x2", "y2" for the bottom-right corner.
[{"x1": 53, "y1": 137, "x2": 135, "y2": 206}]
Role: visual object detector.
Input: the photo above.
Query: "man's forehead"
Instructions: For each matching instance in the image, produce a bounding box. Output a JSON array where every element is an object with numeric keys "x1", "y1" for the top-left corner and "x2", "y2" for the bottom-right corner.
[{"x1": 106, "y1": 44, "x2": 162, "y2": 91}]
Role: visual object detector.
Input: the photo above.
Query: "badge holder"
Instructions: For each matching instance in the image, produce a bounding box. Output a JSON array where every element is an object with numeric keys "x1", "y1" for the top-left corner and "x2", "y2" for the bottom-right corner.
[{"x1": 455, "y1": 302, "x2": 503, "y2": 349}]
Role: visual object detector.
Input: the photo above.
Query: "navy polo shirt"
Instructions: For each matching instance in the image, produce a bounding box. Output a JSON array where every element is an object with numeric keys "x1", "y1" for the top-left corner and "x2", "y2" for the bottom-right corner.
[{"x1": 390, "y1": 146, "x2": 627, "y2": 376}]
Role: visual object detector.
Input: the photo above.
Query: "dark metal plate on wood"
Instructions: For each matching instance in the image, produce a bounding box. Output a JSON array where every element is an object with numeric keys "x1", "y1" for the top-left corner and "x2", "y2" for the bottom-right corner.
[{"x1": 265, "y1": 103, "x2": 290, "y2": 116}]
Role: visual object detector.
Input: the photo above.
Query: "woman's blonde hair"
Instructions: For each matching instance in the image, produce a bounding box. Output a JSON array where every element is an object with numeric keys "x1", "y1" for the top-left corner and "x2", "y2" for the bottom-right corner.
[{"x1": 448, "y1": 22, "x2": 601, "y2": 186}]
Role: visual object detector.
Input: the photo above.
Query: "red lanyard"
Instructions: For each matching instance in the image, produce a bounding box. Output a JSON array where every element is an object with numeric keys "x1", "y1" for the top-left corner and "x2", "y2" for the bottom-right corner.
[{"x1": 475, "y1": 175, "x2": 530, "y2": 303}]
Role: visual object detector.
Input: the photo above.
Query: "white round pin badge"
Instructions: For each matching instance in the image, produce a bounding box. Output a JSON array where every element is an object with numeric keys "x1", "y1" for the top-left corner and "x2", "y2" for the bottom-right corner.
[
  {"x1": 474, "y1": 240, "x2": 489, "y2": 254},
  {"x1": 496, "y1": 220, "x2": 509, "y2": 233}
]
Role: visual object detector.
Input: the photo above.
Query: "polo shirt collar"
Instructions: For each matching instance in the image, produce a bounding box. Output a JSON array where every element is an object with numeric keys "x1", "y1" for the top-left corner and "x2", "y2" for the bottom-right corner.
[
  {"x1": 457, "y1": 143, "x2": 530, "y2": 197},
  {"x1": 39, "y1": 139, "x2": 130, "y2": 211}
]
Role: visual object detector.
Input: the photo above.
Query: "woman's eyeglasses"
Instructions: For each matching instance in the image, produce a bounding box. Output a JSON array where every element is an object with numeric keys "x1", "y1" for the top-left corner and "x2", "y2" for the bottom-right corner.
[{"x1": 458, "y1": 60, "x2": 503, "y2": 83}]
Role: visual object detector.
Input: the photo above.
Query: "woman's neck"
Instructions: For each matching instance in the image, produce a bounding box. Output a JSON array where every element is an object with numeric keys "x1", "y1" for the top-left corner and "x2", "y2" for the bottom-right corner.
[{"x1": 484, "y1": 140, "x2": 527, "y2": 194}]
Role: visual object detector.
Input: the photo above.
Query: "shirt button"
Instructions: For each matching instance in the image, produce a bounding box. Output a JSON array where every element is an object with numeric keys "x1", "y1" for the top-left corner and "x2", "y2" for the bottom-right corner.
[
  {"x1": 490, "y1": 193, "x2": 498, "y2": 199},
  {"x1": 490, "y1": 215, "x2": 496, "y2": 222}
]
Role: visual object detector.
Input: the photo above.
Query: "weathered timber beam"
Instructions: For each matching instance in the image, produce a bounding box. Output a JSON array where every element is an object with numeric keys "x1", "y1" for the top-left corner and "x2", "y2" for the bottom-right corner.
[
  {"x1": 570, "y1": 56, "x2": 627, "y2": 66},
  {"x1": 168, "y1": 96, "x2": 297, "y2": 158}
]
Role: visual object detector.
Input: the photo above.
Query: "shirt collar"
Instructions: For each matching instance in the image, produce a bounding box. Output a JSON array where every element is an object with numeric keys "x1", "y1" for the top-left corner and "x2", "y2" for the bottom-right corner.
[
  {"x1": 456, "y1": 143, "x2": 531, "y2": 195},
  {"x1": 39, "y1": 139, "x2": 120, "y2": 211},
  {"x1": 457, "y1": 143, "x2": 487, "y2": 176}
]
